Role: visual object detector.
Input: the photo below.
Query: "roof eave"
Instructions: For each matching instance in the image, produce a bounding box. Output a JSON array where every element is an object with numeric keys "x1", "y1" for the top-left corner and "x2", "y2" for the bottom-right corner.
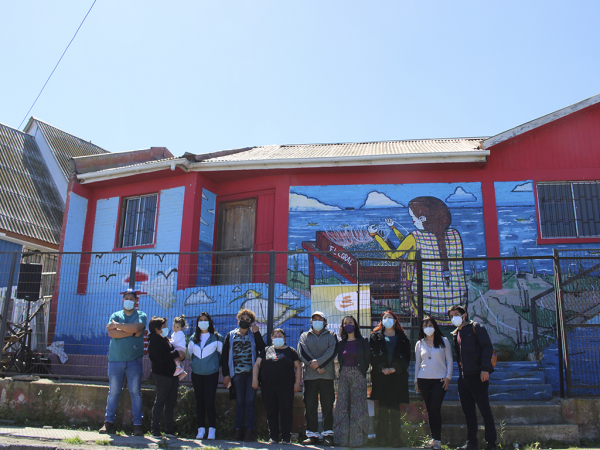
[{"x1": 76, "y1": 158, "x2": 191, "y2": 184}]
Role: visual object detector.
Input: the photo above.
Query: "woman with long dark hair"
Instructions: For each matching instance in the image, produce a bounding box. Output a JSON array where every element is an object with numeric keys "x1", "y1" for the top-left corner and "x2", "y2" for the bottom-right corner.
[
  {"x1": 369, "y1": 311, "x2": 411, "y2": 447},
  {"x1": 187, "y1": 312, "x2": 223, "y2": 440},
  {"x1": 148, "y1": 316, "x2": 183, "y2": 437},
  {"x1": 333, "y1": 315, "x2": 370, "y2": 447},
  {"x1": 415, "y1": 316, "x2": 453, "y2": 449}
]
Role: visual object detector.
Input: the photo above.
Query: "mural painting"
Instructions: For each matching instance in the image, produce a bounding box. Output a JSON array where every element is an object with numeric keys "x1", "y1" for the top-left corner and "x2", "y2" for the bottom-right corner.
[{"x1": 287, "y1": 183, "x2": 486, "y2": 326}]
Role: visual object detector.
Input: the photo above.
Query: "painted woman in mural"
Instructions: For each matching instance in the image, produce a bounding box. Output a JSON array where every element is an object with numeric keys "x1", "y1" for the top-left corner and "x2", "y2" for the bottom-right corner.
[{"x1": 368, "y1": 196, "x2": 467, "y2": 322}]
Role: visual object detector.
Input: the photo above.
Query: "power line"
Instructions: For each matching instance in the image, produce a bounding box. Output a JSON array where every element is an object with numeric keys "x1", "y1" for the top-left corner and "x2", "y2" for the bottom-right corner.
[{"x1": 18, "y1": 0, "x2": 98, "y2": 130}]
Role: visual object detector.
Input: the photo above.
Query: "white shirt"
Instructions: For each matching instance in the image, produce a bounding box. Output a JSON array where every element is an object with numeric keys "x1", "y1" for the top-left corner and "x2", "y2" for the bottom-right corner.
[
  {"x1": 414, "y1": 337, "x2": 453, "y2": 382},
  {"x1": 170, "y1": 330, "x2": 186, "y2": 352}
]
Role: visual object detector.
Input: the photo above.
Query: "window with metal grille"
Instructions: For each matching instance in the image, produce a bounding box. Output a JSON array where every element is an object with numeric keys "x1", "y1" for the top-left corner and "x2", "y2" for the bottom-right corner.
[
  {"x1": 537, "y1": 182, "x2": 600, "y2": 238},
  {"x1": 119, "y1": 194, "x2": 158, "y2": 248}
]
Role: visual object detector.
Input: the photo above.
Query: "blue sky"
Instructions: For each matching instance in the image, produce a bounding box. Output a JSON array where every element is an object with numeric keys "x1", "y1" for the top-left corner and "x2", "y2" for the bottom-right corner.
[{"x1": 2, "y1": 1, "x2": 599, "y2": 156}]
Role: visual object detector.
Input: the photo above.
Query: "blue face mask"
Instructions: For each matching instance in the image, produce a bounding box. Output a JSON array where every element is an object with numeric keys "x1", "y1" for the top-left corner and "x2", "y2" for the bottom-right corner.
[
  {"x1": 272, "y1": 338, "x2": 285, "y2": 348},
  {"x1": 123, "y1": 299, "x2": 135, "y2": 311},
  {"x1": 312, "y1": 320, "x2": 324, "y2": 331},
  {"x1": 382, "y1": 318, "x2": 394, "y2": 329},
  {"x1": 161, "y1": 327, "x2": 169, "y2": 338}
]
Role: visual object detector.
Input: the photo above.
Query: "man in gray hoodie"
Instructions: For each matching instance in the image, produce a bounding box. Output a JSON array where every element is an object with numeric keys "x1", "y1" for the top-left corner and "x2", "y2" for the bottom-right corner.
[{"x1": 297, "y1": 311, "x2": 338, "y2": 445}]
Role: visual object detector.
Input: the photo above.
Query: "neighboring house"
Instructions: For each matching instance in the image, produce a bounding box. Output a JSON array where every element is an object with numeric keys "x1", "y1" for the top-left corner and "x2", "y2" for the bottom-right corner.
[
  {"x1": 51, "y1": 95, "x2": 600, "y2": 391},
  {"x1": 0, "y1": 118, "x2": 107, "y2": 304}
]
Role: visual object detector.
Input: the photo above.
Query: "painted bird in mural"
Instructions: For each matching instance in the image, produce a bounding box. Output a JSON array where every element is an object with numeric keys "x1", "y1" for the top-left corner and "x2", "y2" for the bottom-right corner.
[{"x1": 231, "y1": 289, "x2": 303, "y2": 331}]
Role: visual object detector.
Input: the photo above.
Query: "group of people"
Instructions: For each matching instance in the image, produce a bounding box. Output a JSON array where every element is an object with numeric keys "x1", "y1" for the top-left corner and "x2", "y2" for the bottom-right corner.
[{"x1": 98, "y1": 289, "x2": 497, "y2": 450}]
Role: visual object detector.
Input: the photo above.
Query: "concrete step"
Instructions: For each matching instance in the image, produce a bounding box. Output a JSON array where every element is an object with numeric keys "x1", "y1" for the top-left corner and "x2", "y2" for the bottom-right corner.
[
  {"x1": 409, "y1": 384, "x2": 552, "y2": 401},
  {"x1": 404, "y1": 423, "x2": 579, "y2": 446},
  {"x1": 438, "y1": 401, "x2": 565, "y2": 425}
]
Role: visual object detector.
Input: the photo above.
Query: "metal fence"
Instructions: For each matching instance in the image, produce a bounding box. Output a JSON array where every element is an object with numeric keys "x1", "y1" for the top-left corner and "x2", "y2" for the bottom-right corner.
[{"x1": 0, "y1": 249, "x2": 598, "y2": 397}]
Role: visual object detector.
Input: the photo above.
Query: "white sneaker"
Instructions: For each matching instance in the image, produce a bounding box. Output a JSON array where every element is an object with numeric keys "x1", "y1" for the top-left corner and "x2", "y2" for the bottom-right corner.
[
  {"x1": 207, "y1": 427, "x2": 216, "y2": 440},
  {"x1": 433, "y1": 440, "x2": 442, "y2": 450},
  {"x1": 196, "y1": 427, "x2": 205, "y2": 439},
  {"x1": 174, "y1": 367, "x2": 184, "y2": 376}
]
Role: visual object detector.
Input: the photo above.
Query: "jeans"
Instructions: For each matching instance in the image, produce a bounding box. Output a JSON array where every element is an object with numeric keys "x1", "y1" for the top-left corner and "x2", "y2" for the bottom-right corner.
[
  {"x1": 418, "y1": 378, "x2": 447, "y2": 440},
  {"x1": 152, "y1": 374, "x2": 180, "y2": 433},
  {"x1": 232, "y1": 372, "x2": 257, "y2": 430},
  {"x1": 191, "y1": 372, "x2": 219, "y2": 428},
  {"x1": 303, "y1": 379, "x2": 335, "y2": 437},
  {"x1": 458, "y1": 375, "x2": 497, "y2": 445},
  {"x1": 105, "y1": 358, "x2": 143, "y2": 426}
]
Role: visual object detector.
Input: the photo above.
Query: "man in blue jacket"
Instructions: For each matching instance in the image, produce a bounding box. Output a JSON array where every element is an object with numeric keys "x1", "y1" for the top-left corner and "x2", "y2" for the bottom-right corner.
[{"x1": 449, "y1": 305, "x2": 496, "y2": 450}]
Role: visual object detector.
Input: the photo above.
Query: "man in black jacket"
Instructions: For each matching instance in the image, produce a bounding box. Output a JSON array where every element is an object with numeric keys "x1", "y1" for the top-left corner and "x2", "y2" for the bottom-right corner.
[{"x1": 449, "y1": 305, "x2": 496, "y2": 450}]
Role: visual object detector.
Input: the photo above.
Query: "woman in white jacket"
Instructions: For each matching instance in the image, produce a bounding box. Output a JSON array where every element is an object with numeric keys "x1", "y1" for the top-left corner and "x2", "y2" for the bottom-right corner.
[
  {"x1": 187, "y1": 312, "x2": 223, "y2": 440},
  {"x1": 414, "y1": 316, "x2": 453, "y2": 449}
]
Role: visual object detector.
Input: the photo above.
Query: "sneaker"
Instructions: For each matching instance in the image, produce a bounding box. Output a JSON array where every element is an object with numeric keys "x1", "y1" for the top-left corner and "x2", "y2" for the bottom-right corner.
[
  {"x1": 233, "y1": 428, "x2": 245, "y2": 441},
  {"x1": 99, "y1": 422, "x2": 113, "y2": 434},
  {"x1": 323, "y1": 435, "x2": 334, "y2": 446},
  {"x1": 457, "y1": 442, "x2": 479, "y2": 450},
  {"x1": 244, "y1": 429, "x2": 255, "y2": 442},
  {"x1": 268, "y1": 438, "x2": 279, "y2": 444},
  {"x1": 133, "y1": 425, "x2": 144, "y2": 437},
  {"x1": 303, "y1": 436, "x2": 319, "y2": 445},
  {"x1": 282, "y1": 440, "x2": 292, "y2": 445},
  {"x1": 165, "y1": 430, "x2": 177, "y2": 438},
  {"x1": 207, "y1": 427, "x2": 216, "y2": 440},
  {"x1": 174, "y1": 366, "x2": 184, "y2": 376},
  {"x1": 433, "y1": 441, "x2": 442, "y2": 450},
  {"x1": 178, "y1": 370, "x2": 188, "y2": 380},
  {"x1": 196, "y1": 427, "x2": 206, "y2": 439},
  {"x1": 424, "y1": 440, "x2": 435, "y2": 448}
]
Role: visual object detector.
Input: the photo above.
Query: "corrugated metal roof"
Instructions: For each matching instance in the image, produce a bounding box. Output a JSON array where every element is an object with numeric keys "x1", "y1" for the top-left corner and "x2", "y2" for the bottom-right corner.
[
  {"x1": 199, "y1": 138, "x2": 485, "y2": 163},
  {"x1": 31, "y1": 118, "x2": 108, "y2": 180},
  {"x1": 0, "y1": 123, "x2": 64, "y2": 245}
]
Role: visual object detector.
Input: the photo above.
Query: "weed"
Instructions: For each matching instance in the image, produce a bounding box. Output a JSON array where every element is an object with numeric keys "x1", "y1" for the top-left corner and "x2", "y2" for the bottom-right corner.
[
  {"x1": 95, "y1": 439, "x2": 111, "y2": 446},
  {"x1": 62, "y1": 435, "x2": 85, "y2": 444}
]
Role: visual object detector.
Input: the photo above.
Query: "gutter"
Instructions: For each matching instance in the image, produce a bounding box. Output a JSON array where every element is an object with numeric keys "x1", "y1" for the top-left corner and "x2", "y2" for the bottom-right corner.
[{"x1": 76, "y1": 158, "x2": 192, "y2": 184}]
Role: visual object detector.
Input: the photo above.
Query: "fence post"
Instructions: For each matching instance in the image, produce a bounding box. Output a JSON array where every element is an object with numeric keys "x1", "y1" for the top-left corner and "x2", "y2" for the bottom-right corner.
[
  {"x1": 0, "y1": 252, "x2": 19, "y2": 359},
  {"x1": 530, "y1": 288, "x2": 539, "y2": 355},
  {"x1": 266, "y1": 251, "x2": 275, "y2": 344},
  {"x1": 416, "y1": 250, "x2": 423, "y2": 324},
  {"x1": 553, "y1": 249, "x2": 570, "y2": 397},
  {"x1": 129, "y1": 252, "x2": 137, "y2": 290}
]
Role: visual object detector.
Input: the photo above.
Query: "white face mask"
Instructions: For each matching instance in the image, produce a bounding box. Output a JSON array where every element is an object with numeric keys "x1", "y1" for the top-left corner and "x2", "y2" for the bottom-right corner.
[
  {"x1": 382, "y1": 318, "x2": 394, "y2": 329},
  {"x1": 312, "y1": 320, "x2": 324, "y2": 331},
  {"x1": 123, "y1": 299, "x2": 135, "y2": 311},
  {"x1": 272, "y1": 337, "x2": 285, "y2": 348},
  {"x1": 451, "y1": 316, "x2": 464, "y2": 327},
  {"x1": 198, "y1": 321, "x2": 209, "y2": 331},
  {"x1": 423, "y1": 327, "x2": 435, "y2": 336},
  {"x1": 161, "y1": 327, "x2": 169, "y2": 337}
]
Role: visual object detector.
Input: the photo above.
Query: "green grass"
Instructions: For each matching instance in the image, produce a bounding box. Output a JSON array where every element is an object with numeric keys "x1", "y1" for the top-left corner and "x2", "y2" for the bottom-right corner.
[
  {"x1": 94, "y1": 439, "x2": 111, "y2": 446},
  {"x1": 62, "y1": 435, "x2": 85, "y2": 444}
]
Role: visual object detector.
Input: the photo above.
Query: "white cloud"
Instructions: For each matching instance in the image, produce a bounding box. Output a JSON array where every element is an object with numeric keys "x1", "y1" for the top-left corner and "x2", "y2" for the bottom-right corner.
[
  {"x1": 289, "y1": 193, "x2": 341, "y2": 211},
  {"x1": 184, "y1": 290, "x2": 215, "y2": 306},
  {"x1": 278, "y1": 290, "x2": 300, "y2": 300},
  {"x1": 446, "y1": 187, "x2": 477, "y2": 203},
  {"x1": 512, "y1": 182, "x2": 533, "y2": 192},
  {"x1": 361, "y1": 191, "x2": 404, "y2": 209}
]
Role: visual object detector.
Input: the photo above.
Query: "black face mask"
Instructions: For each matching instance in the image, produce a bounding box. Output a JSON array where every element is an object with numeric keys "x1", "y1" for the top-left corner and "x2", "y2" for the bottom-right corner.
[{"x1": 239, "y1": 320, "x2": 251, "y2": 329}]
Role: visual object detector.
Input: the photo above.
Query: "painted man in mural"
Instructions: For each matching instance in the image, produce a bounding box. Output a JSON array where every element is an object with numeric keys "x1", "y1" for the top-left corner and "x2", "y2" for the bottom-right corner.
[
  {"x1": 368, "y1": 196, "x2": 467, "y2": 321},
  {"x1": 99, "y1": 289, "x2": 147, "y2": 436}
]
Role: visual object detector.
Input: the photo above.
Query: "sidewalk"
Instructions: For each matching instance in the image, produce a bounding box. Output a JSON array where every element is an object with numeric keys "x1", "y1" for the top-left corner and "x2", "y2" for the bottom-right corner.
[{"x1": 0, "y1": 426, "x2": 413, "y2": 450}]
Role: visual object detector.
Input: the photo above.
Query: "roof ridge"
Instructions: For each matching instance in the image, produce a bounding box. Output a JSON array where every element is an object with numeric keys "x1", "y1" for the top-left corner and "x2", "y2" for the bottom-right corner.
[
  {"x1": 274, "y1": 137, "x2": 488, "y2": 148},
  {"x1": 0, "y1": 121, "x2": 29, "y2": 136},
  {"x1": 29, "y1": 117, "x2": 108, "y2": 152}
]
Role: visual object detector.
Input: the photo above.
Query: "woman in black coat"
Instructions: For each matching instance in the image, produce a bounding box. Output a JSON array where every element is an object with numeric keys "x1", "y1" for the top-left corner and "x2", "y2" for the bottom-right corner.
[
  {"x1": 369, "y1": 310, "x2": 411, "y2": 447},
  {"x1": 148, "y1": 316, "x2": 184, "y2": 437}
]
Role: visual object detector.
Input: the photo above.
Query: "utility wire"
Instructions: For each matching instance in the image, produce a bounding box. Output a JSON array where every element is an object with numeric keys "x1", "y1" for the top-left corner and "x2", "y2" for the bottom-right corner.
[{"x1": 18, "y1": 0, "x2": 98, "y2": 130}]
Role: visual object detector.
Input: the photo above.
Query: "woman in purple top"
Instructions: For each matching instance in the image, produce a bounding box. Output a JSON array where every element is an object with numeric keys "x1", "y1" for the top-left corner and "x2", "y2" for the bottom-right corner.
[{"x1": 333, "y1": 316, "x2": 371, "y2": 447}]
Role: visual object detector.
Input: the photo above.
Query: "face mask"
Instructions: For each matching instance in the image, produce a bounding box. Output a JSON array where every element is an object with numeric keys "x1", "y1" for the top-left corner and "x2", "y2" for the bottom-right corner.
[
  {"x1": 312, "y1": 320, "x2": 324, "y2": 331},
  {"x1": 451, "y1": 316, "x2": 464, "y2": 327},
  {"x1": 239, "y1": 320, "x2": 251, "y2": 329},
  {"x1": 123, "y1": 299, "x2": 135, "y2": 311},
  {"x1": 344, "y1": 324, "x2": 355, "y2": 334},
  {"x1": 161, "y1": 327, "x2": 169, "y2": 337},
  {"x1": 198, "y1": 321, "x2": 209, "y2": 331},
  {"x1": 423, "y1": 327, "x2": 435, "y2": 336},
  {"x1": 272, "y1": 338, "x2": 285, "y2": 348},
  {"x1": 382, "y1": 318, "x2": 394, "y2": 329}
]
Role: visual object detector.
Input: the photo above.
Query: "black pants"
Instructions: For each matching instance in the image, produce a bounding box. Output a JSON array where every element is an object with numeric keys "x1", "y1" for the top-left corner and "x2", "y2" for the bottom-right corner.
[
  {"x1": 417, "y1": 378, "x2": 447, "y2": 440},
  {"x1": 303, "y1": 379, "x2": 335, "y2": 435},
  {"x1": 191, "y1": 372, "x2": 219, "y2": 428},
  {"x1": 262, "y1": 383, "x2": 295, "y2": 441},
  {"x1": 376, "y1": 396, "x2": 401, "y2": 443},
  {"x1": 457, "y1": 375, "x2": 497, "y2": 445},
  {"x1": 152, "y1": 374, "x2": 180, "y2": 433}
]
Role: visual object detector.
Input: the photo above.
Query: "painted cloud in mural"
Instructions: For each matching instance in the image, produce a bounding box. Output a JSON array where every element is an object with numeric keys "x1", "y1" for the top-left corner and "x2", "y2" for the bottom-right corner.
[
  {"x1": 184, "y1": 289, "x2": 216, "y2": 306},
  {"x1": 289, "y1": 193, "x2": 342, "y2": 211},
  {"x1": 360, "y1": 191, "x2": 404, "y2": 208},
  {"x1": 445, "y1": 186, "x2": 477, "y2": 203},
  {"x1": 512, "y1": 181, "x2": 533, "y2": 192}
]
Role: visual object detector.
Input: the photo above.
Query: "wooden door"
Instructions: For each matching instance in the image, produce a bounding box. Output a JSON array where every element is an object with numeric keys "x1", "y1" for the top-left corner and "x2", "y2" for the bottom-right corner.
[{"x1": 215, "y1": 199, "x2": 256, "y2": 285}]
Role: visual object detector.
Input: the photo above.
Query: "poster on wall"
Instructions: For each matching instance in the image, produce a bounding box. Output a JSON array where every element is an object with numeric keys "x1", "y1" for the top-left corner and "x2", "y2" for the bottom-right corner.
[{"x1": 310, "y1": 284, "x2": 371, "y2": 335}]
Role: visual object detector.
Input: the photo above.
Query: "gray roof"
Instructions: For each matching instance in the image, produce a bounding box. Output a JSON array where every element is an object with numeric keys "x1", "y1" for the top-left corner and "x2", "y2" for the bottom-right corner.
[
  {"x1": 199, "y1": 138, "x2": 485, "y2": 163},
  {"x1": 28, "y1": 118, "x2": 108, "y2": 180},
  {"x1": 0, "y1": 122, "x2": 64, "y2": 245}
]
